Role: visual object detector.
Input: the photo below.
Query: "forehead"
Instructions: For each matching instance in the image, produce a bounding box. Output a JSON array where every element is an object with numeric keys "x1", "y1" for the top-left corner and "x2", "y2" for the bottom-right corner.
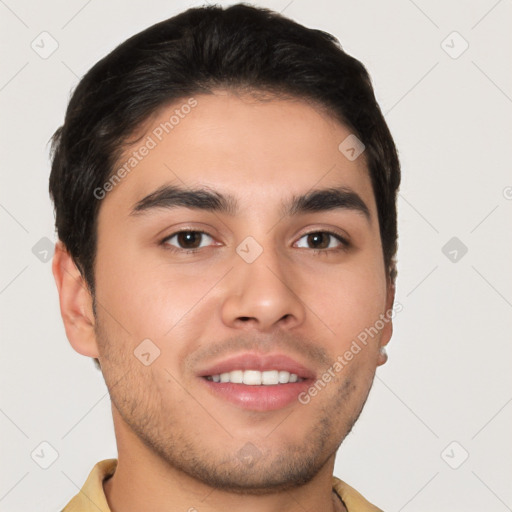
[{"x1": 100, "y1": 91, "x2": 375, "y2": 218}]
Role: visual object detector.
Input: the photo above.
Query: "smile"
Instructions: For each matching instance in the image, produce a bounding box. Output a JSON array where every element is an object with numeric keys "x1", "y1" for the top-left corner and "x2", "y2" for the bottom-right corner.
[{"x1": 204, "y1": 369, "x2": 304, "y2": 385}]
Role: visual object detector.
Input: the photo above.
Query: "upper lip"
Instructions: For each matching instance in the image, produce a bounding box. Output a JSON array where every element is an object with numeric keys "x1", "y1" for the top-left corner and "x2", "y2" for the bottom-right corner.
[{"x1": 196, "y1": 352, "x2": 316, "y2": 380}]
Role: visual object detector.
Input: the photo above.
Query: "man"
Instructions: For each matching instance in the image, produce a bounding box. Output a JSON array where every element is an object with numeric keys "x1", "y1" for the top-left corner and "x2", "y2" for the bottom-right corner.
[{"x1": 50, "y1": 3, "x2": 400, "y2": 511}]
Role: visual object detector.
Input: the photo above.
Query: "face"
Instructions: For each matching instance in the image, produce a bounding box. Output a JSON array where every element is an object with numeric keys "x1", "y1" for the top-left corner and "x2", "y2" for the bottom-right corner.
[{"x1": 90, "y1": 90, "x2": 393, "y2": 493}]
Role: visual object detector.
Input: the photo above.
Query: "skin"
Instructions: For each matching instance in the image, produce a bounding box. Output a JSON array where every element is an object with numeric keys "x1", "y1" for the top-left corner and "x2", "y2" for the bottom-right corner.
[{"x1": 53, "y1": 90, "x2": 394, "y2": 512}]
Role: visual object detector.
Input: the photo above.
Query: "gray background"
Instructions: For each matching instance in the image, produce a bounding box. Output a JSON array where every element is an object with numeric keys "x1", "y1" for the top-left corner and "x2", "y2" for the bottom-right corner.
[{"x1": 1, "y1": 0, "x2": 511, "y2": 510}]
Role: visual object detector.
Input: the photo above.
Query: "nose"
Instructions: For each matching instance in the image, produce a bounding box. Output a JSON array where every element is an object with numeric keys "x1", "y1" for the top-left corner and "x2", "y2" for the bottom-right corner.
[{"x1": 220, "y1": 245, "x2": 306, "y2": 333}]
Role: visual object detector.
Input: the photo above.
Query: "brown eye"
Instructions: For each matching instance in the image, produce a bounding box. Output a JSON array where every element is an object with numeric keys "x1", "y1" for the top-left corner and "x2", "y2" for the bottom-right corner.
[
  {"x1": 295, "y1": 231, "x2": 348, "y2": 251},
  {"x1": 307, "y1": 233, "x2": 329, "y2": 249},
  {"x1": 163, "y1": 231, "x2": 214, "y2": 250}
]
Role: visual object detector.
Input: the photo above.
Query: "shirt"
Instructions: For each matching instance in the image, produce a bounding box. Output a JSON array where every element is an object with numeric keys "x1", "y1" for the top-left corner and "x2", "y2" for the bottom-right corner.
[{"x1": 61, "y1": 459, "x2": 383, "y2": 512}]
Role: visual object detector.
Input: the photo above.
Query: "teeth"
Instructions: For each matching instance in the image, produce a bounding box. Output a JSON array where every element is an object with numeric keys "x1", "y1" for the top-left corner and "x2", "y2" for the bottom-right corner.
[
  {"x1": 206, "y1": 370, "x2": 302, "y2": 385},
  {"x1": 244, "y1": 370, "x2": 261, "y2": 385},
  {"x1": 278, "y1": 370, "x2": 290, "y2": 383},
  {"x1": 261, "y1": 370, "x2": 279, "y2": 385},
  {"x1": 229, "y1": 370, "x2": 244, "y2": 383}
]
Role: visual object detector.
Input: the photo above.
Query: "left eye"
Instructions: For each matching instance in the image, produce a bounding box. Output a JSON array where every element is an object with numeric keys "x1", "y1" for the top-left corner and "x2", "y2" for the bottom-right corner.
[
  {"x1": 294, "y1": 232, "x2": 346, "y2": 250},
  {"x1": 163, "y1": 231, "x2": 214, "y2": 250}
]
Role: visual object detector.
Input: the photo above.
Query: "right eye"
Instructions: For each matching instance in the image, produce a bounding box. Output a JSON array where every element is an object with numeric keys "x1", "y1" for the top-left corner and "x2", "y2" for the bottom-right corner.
[{"x1": 161, "y1": 230, "x2": 216, "y2": 253}]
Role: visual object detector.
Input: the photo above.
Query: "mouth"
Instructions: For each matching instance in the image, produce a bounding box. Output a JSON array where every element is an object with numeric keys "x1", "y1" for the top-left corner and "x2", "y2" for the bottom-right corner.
[{"x1": 197, "y1": 353, "x2": 315, "y2": 412}]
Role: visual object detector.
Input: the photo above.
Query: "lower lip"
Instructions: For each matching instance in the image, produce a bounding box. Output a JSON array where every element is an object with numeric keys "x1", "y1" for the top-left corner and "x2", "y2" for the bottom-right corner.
[{"x1": 200, "y1": 378, "x2": 311, "y2": 411}]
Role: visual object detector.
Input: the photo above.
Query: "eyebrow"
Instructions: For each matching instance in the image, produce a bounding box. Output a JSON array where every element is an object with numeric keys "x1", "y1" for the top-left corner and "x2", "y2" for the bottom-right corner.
[{"x1": 130, "y1": 184, "x2": 371, "y2": 222}]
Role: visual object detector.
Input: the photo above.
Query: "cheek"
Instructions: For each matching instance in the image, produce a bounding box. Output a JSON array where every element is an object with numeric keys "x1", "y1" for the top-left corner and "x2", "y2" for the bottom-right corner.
[
  {"x1": 308, "y1": 261, "x2": 387, "y2": 347},
  {"x1": 95, "y1": 244, "x2": 223, "y2": 342}
]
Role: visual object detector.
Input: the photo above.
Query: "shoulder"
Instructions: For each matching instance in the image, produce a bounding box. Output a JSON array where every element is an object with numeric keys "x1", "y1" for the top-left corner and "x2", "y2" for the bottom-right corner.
[
  {"x1": 61, "y1": 459, "x2": 117, "y2": 512},
  {"x1": 332, "y1": 476, "x2": 384, "y2": 512}
]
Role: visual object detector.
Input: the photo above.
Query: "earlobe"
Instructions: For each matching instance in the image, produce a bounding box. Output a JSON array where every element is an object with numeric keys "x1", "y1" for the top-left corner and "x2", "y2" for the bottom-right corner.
[
  {"x1": 377, "y1": 281, "x2": 395, "y2": 366},
  {"x1": 52, "y1": 241, "x2": 99, "y2": 358},
  {"x1": 377, "y1": 346, "x2": 388, "y2": 366}
]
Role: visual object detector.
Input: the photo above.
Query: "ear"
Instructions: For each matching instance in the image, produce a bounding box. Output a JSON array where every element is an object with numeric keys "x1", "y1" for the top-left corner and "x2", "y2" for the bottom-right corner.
[
  {"x1": 377, "y1": 280, "x2": 395, "y2": 366},
  {"x1": 52, "y1": 241, "x2": 99, "y2": 358}
]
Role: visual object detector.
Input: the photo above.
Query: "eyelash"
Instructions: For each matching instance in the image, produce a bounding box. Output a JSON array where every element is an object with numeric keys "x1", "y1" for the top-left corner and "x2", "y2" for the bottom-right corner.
[{"x1": 160, "y1": 229, "x2": 350, "y2": 255}]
